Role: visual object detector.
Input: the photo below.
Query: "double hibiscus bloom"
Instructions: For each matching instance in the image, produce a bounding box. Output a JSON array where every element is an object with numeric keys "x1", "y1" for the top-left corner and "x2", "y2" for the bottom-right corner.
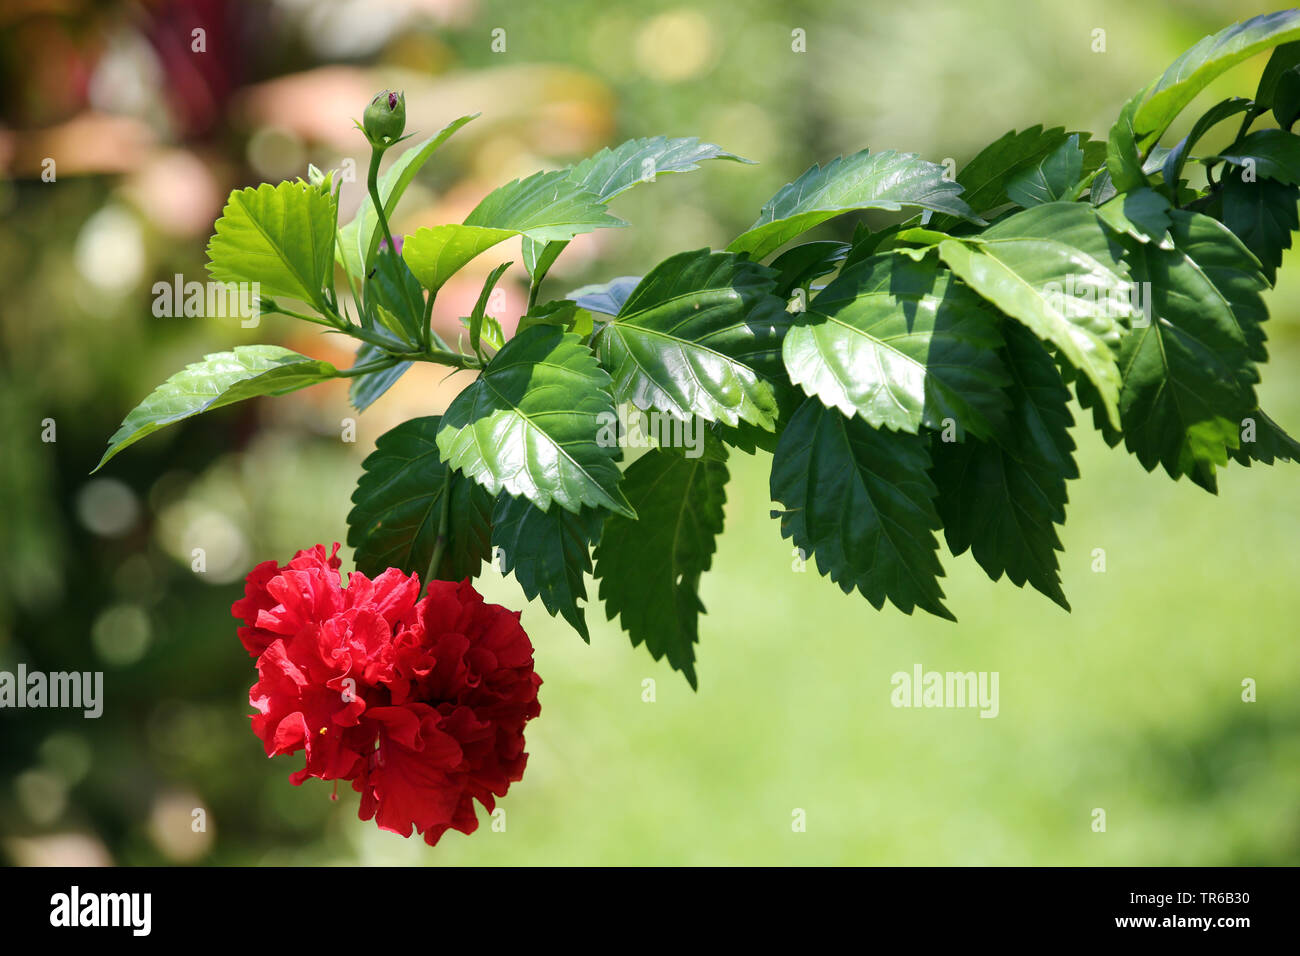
[{"x1": 232, "y1": 544, "x2": 541, "y2": 846}]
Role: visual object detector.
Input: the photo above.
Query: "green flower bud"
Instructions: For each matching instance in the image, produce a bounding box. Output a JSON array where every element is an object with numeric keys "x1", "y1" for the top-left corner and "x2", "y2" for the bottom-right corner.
[{"x1": 363, "y1": 89, "x2": 406, "y2": 146}]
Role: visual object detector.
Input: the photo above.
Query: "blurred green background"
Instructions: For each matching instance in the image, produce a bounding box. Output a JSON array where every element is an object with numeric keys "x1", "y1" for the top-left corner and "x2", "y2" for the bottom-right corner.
[{"x1": 1, "y1": 0, "x2": 1297, "y2": 865}]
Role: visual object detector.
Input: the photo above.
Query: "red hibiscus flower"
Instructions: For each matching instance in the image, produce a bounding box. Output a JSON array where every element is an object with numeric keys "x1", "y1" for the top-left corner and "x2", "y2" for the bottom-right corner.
[{"x1": 232, "y1": 544, "x2": 541, "y2": 846}]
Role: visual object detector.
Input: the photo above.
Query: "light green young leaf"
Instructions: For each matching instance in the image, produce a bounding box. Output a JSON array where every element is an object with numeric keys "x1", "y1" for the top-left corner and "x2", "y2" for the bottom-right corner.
[
  {"x1": 97, "y1": 345, "x2": 337, "y2": 470},
  {"x1": 339, "y1": 113, "x2": 478, "y2": 278},
  {"x1": 401, "y1": 224, "x2": 516, "y2": 295},
  {"x1": 207, "y1": 181, "x2": 338, "y2": 312},
  {"x1": 463, "y1": 169, "x2": 624, "y2": 242}
]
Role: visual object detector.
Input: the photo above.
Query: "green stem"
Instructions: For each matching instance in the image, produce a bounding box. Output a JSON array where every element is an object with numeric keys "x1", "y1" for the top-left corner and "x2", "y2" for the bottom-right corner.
[
  {"x1": 1068, "y1": 166, "x2": 1103, "y2": 202},
  {"x1": 367, "y1": 150, "x2": 398, "y2": 265},
  {"x1": 420, "y1": 284, "x2": 435, "y2": 351},
  {"x1": 336, "y1": 356, "x2": 399, "y2": 378},
  {"x1": 263, "y1": 303, "x2": 339, "y2": 328},
  {"x1": 424, "y1": 470, "x2": 452, "y2": 585}
]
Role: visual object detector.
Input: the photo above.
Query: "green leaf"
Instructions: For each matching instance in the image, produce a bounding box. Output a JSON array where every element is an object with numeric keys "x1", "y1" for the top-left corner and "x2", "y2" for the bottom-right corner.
[
  {"x1": 1005, "y1": 134, "x2": 1085, "y2": 207},
  {"x1": 401, "y1": 224, "x2": 517, "y2": 295},
  {"x1": 568, "y1": 135, "x2": 753, "y2": 203},
  {"x1": 1133, "y1": 10, "x2": 1300, "y2": 149},
  {"x1": 1105, "y1": 210, "x2": 1268, "y2": 490},
  {"x1": 1161, "y1": 97, "x2": 1253, "y2": 190},
  {"x1": 1255, "y1": 40, "x2": 1300, "y2": 107},
  {"x1": 1273, "y1": 68, "x2": 1300, "y2": 128},
  {"x1": 770, "y1": 397, "x2": 954, "y2": 620},
  {"x1": 206, "y1": 181, "x2": 338, "y2": 312},
  {"x1": 1106, "y1": 87, "x2": 1152, "y2": 194},
  {"x1": 597, "y1": 248, "x2": 792, "y2": 429},
  {"x1": 768, "y1": 240, "x2": 849, "y2": 299},
  {"x1": 931, "y1": 322, "x2": 1077, "y2": 610},
  {"x1": 520, "y1": 137, "x2": 750, "y2": 286},
  {"x1": 784, "y1": 251, "x2": 1010, "y2": 440},
  {"x1": 516, "y1": 299, "x2": 592, "y2": 337},
  {"x1": 521, "y1": 235, "x2": 567, "y2": 283},
  {"x1": 1210, "y1": 128, "x2": 1300, "y2": 185},
  {"x1": 728, "y1": 149, "x2": 981, "y2": 260},
  {"x1": 933, "y1": 126, "x2": 1073, "y2": 225},
  {"x1": 1230, "y1": 408, "x2": 1300, "y2": 466},
  {"x1": 347, "y1": 416, "x2": 494, "y2": 581},
  {"x1": 937, "y1": 202, "x2": 1134, "y2": 428},
  {"x1": 594, "y1": 445, "x2": 729, "y2": 689},
  {"x1": 363, "y1": 244, "x2": 425, "y2": 341},
  {"x1": 1214, "y1": 174, "x2": 1299, "y2": 283},
  {"x1": 97, "y1": 345, "x2": 337, "y2": 470},
  {"x1": 1095, "y1": 187, "x2": 1175, "y2": 248},
  {"x1": 339, "y1": 113, "x2": 478, "y2": 278},
  {"x1": 569, "y1": 276, "x2": 641, "y2": 315},
  {"x1": 348, "y1": 344, "x2": 411, "y2": 412},
  {"x1": 469, "y1": 261, "x2": 512, "y2": 357},
  {"x1": 437, "y1": 325, "x2": 634, "y2": 517},
  {"x1": 493, "y1": 494, "x2": 604, "y2": 641},
  {"x1": 463, "y1": 169, "x2": 624, "y2": 242}
]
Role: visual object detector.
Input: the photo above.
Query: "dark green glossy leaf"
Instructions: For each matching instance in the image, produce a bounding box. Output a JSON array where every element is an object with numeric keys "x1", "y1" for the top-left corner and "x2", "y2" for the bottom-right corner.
[
  {"x1": 784, "y1": 251, "x2": 1010, "y2": 440},
  {"x1": 931, "y1": 322, "x2": 1077, "y2": 610},
  {"x1": 1161, "y1": 97, "x2": 1253, "y2": 190},
  {"x1": 770, "y1": 397, "x2": 954, "y2": 620},
  {"x1": 1005, "y1": 134, "x2": 1085, "y2": 207},
  {"x1": 492, "y1": 494, "x2": 604, "y2": 641},
  {"x1": 347, "y1": 416, "x2": 494, "y2": 580},
  {"x1": 1095, "y1": 187, "x2": 1175, "y2": 248},
  {"x1": 1211, "y1": 128, "x2": 1300, "y2": 185},
  {"x1": 594, "y1": 444, "x2": 729, "y2": 689},
  {"x1": 1230, "y1": 408, "x2": 1300, "y2": 466},
  {"x1": 768, "y1": 240, "x2": 849, "y2": 299},
  {"x1": 930, "y1": 126, "x2": 1072, "y2": 228},
  {"x1": 937, "y1": 202, "x2": 1134, "y2": 427},
  {"x1": 1105, "y1": 210, "x2": 1268, "y2": 489},
  {"x1": 597, "y1": 248, "x2": 791, "y2": 429},
  {"x1": 437, "y1": 325, "x2": 634, "y2": 517},
  {"x1": 1215, "y1": 174, "x2": 1299, "y2": 283}
]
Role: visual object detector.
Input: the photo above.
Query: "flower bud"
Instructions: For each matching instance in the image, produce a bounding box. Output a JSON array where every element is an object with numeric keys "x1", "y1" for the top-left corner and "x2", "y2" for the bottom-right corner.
[{"x1": 363, "y1": 89, "x2": 405, "y2": 146}]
